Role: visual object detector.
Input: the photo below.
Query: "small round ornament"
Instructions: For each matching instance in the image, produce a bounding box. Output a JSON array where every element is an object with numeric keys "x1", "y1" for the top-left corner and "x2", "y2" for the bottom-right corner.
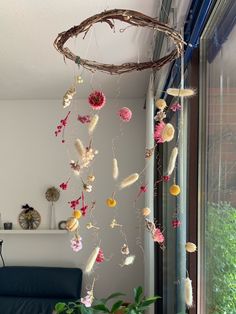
[
  {"x1": 66, "y1": 217, "x2": 79, "y2": 232},
  {"x1": 106, "y1": 198, "x2": 117, "y2": 208},
  {"x1": 169, "y1": 184, "x2": 181, "y2": 196},
  {"x1": 73, "y1": 210, "x2": 82, "y2": 220},
  {"x1": 185, "y1": 242, "x2": 197, "y2": 253}
]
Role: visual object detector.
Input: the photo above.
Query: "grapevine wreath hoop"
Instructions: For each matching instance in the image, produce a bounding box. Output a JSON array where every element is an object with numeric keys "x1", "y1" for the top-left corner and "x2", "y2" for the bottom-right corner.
[{"x1": 54, "y1": 9, "x2": 184, "y2": 75}]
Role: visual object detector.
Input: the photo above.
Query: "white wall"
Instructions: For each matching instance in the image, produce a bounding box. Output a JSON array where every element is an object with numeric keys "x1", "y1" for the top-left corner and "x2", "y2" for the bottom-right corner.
[{"x1": 0, "y1": 99, "x2": 145, "y2": 298}]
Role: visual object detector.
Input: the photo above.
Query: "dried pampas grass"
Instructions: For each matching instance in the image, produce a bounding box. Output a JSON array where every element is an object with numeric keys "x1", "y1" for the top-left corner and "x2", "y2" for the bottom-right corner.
[
  {"x1": 88, "y1": 114, "x2": 99, "y2": 135},
  {"x1": 185, "y1": 277, "x2": 193, "y2": 307},
  {"x1": 167, "y1": 88, "x2": 196, "y2": 97},
  {"x1": 85, "y1": 247, "x2": 100, "y2": 274},
  {"x1": 119, "y1": 173, "x2": 139, "y2": 189},
  {"x1": 112, "y1": 158, "x2": 119, "y2": 180},
  {"x1": 167, "y1": 147, "x2": 178, "y2": 176},
  {"x1": 75, "y1": 139, "x2": 86, "y2": 157}
]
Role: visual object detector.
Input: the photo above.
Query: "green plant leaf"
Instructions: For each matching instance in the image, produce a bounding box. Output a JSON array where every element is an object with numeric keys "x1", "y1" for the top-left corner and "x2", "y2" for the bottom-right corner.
[
  {"x1": 55, "y1": 303, "x2": 67, "y2": 313},
  {"x1": 140, "y1": 296, "x2": 160, "y2": 308},
  {"x1": 92, "y1": 304, "x2": 110, "y2": 313},
  {"x1": 66, "y1": 310, "x2": 74, "y2": 314},
  {"x1": 134, "y1": 287, "x2": 143, "y2": 304},
  {"x1": 111, "y1": 300, "x2": 124, "y2": 313},
  {"x1": 103, "y1": 293, "x2": 126, "y2": 304}
]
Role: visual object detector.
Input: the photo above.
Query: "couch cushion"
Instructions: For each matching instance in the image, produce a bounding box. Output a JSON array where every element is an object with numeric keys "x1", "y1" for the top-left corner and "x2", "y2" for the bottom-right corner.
[
  {"x1": 0, "y1": 296, "x2": 70, "y2": 314},
  {"x1": 0, "y1": 266, "x2": 82, "y2": 299}
]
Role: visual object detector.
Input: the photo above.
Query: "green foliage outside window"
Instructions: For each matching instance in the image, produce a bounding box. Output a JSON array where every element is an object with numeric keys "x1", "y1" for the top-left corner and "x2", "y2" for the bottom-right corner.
[{"x1": 206, "y1": 202, "x2": 236, "y2": 314}]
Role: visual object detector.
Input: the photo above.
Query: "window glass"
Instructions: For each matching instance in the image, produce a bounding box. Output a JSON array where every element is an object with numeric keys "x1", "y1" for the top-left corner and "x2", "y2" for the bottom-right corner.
[{"x1": 200, "y1": 4, "x2": 236, "y2": 313}]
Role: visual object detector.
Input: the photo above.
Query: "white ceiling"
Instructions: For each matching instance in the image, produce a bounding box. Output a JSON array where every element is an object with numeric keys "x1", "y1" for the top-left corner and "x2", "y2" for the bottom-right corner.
[{"x1": 0, "y1": 0, "x2": 159, "y2": 100}]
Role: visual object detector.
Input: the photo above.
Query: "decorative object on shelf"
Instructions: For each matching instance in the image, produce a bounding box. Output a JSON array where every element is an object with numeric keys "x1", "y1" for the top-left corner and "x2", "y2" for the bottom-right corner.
[
  {"x1": 54, "y1": 9, "x2": 184, "y2": 75},
  {"x1": 0, "y1": 240, "x2": 5, "y2": 267},
  {"x1": 45, "y1": 186, "x2": 60, "y2": 229},
  {"x1": 18, "y1": 204, "x2": 41, "y2": 230},
  {"x1": 58, "y1": 220, "x2": 67, "y2": 230},
  {"x1": 3, "y1": 222, "x2": 12, "y2": 230}
]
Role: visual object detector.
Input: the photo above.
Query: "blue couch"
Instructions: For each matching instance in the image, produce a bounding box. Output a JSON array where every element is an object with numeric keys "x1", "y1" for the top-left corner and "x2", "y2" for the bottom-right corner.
[{"x1": 0, "y1": 266, "x2": 83, "y2": 314}]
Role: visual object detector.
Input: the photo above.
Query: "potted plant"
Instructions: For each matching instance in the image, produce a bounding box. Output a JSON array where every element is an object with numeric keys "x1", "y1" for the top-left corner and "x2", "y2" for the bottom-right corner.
[{"x1": 55, "y1": 286, "x2": 160, "y2": 314}]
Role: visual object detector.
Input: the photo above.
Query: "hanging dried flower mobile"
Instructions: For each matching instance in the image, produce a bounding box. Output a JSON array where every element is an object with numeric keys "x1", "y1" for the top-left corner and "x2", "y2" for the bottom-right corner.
[
  {"x1": 88, "y1": 91, "x2": 106, "y2": 110},
  {"x1": 54, "y1": 111, "x2": 71, "y2": 143}
]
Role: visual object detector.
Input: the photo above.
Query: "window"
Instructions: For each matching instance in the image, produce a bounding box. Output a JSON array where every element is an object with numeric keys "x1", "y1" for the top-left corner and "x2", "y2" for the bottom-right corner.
[{"x1": 199, "y1": 1, "x2": 236, "y2": 313}]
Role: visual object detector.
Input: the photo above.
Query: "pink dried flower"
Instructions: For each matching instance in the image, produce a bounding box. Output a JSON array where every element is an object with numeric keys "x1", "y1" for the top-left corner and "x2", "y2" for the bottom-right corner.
[
  {"x1": 81, "y1": 295, "x2": 92, "y2": 307},
  {"x1": 96, "y1": 248, "x2": 105, "y2": 263},
  {"x1": 88, "y1": 91, "x2": 106, "y2": 110},
  {"x1": 70, "y1": 237, "x2": 83, "y2": 252},
  {"x1": 54, "y1": 111, "x2": 71, "y2": 143},
  {"x1": 80, "y1": 192, "x2": 88, "y2": 216},
  {"x1": 170, "y1": 103, "x2": 181, "y2": 112},
  {"x1": 59, "y1": 178, "x2": 70, "y2": 190},
  {"x1": 162, "y1": 175, "x2": 171, "y2": 182},
  {"x1": 152, "y1": 228, "x2": 165, "y2": 244},
  {"x1": 78, "y1": 114, "x2": 91, "y2": 124},
  {"x1": 154, "y1": 122, "x2": 175, "y2": 143},
  {"x1": 172, "y1": 219, "x2": 181, "y2": 228},
  {"x1": 118, "y1": 107, "x2": 132, "y2": 122},
  {"x1": 68, "y1": 197, "x2": 81, "y2": 210}
]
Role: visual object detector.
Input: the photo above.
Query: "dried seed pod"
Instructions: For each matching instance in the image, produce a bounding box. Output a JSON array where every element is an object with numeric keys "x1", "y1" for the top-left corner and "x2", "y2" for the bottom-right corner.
[
  {"x1": 88, "y1": 114, "x2": 99, "y2": 135},
  {"x1": 85, "y1": 247, "x2": 100, "y2": 274},
  {"x1": 112, "y1": 158, "x2": 119, "y2": 180},
  {"x1": 75, "y1": 139, "x2": 86, "y2": 157},
  {"x1": 167, "y1": 88, "x2": 196, "y2": 97},
  {"x1": 119, "y1": 173, "x2": 139, "y2": 189},
  {"x1": 185, "y1": 277, "x2": 193, "y2": 307},
  {"x1": 167, "y1": 147, "x2": 178, "y2": 176}
]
